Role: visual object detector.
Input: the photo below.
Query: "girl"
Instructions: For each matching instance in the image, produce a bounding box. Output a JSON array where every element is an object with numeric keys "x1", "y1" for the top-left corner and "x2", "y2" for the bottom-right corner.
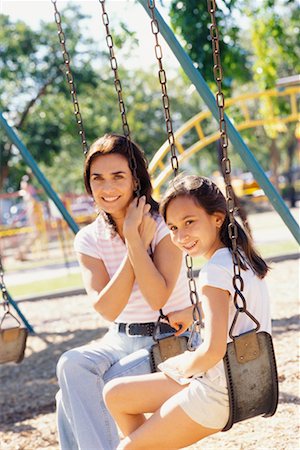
[
  {"x1": 103, "y1": 174, "x2": 271, "y2": 450},
  {"x1": 56, "y1": 134, "x2": 193, "y2": 450}
]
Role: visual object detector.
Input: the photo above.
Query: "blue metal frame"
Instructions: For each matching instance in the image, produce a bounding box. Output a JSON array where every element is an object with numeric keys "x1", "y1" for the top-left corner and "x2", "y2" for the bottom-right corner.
[
  {"x1": 0, "y1": 112, "x2": 79, "y2": 235},
  {"x1": 2, "y1": 286, "x2": 35, "y2": 334},
  {"x1": 138, "y1": 0, "x2": 299, "y2": 245},
  {"x1": 0, "y1": 112, "x2": 80, "y2": 333}
]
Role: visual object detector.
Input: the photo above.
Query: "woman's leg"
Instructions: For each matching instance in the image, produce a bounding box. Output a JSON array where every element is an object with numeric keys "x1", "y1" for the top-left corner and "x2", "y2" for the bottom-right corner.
[
  {"x1": 56, "y1": 328, "x2": 154, "y2": 450},
  {"x1": 104, "y1": 372, "x2": 186, "y2": 437}
]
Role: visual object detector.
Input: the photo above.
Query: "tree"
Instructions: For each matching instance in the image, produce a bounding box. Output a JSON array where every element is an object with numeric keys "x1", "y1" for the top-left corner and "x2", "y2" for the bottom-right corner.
[
  {"x1": 0, "y1": 4, "x2": 100, "y2": 191},
  {"x1": 1, "y1": 2, "x2": 210, "y2": 195},
  {"x1": 244, "y1": 0, "x2": 300, "y2": 189},
  {"x1": 169, "y1": 0, "x2": 251, "y2": 91}
]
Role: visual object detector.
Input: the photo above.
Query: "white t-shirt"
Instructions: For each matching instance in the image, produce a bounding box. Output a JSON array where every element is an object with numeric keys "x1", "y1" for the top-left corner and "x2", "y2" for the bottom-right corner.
[
  {"x1": 196, "y1": 247, "x2": 271, "y2": 385},
  {"x1": 198, "y1": 247, "x2": 271, "y2": 340},
  {"x1": 74, "y1": 213, "x2": 192, "y2": 323}
]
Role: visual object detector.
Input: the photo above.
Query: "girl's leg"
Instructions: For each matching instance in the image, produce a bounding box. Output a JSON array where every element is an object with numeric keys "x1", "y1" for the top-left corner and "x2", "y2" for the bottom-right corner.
[
  {"x1": 117, "y1": 392, "x2": 221, "y2": 450},
  {"x1": 104, "y1": 372, "x2": 186, "y2": 437}
]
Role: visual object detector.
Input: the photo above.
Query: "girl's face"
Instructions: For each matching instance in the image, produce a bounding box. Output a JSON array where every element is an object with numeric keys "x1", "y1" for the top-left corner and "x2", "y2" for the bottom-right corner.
[
  {"x1": 89, "y1": 153, "x2": 136, "y2": 219},
  {"x1": 166, "y1": 195, "x2": 225, "y2": 259}
]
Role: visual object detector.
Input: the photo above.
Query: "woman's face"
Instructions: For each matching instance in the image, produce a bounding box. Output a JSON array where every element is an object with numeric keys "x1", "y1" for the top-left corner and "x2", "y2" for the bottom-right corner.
[
  {"x1": 165, "y1": 195, "x2": 224, "y2": 259},
  {"x1": 89, "y1": 153, "x2": 136, "y2": 219}
]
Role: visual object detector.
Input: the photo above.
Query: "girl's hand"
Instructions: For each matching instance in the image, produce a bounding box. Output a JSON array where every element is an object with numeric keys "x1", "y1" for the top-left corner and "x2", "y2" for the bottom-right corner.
[
  {"x1": 123, "y1": 196, "x2": 149, "y2": 240},
  {"x1": 167, "y1": 306, "x2": 194, "y2": 336},
  {"x1": 163, "y1": 351, "x2": 194, "y2": 378},
  {"x1": 139, "y1": 213, "x2": 157, "y2": 249}
]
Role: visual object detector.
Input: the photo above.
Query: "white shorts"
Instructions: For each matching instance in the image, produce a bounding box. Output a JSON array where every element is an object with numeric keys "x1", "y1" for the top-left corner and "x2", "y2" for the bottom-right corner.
[{"x1": 168, "y1": 370, "x2": 230, "y2": 429}]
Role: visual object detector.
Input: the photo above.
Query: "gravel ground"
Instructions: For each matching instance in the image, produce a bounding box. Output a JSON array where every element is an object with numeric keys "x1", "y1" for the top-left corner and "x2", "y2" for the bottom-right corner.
[{"x1": 0, "y1": 258, "x2": 299, "y2": 450}]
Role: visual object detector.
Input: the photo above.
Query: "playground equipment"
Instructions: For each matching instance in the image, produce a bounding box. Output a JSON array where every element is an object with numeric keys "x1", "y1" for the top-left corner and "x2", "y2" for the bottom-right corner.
[
  {"x1": 0, "y1": 0, "x2": 298, "y2": 365},
  {"x1": 52, "y1": 0, "x2": 279, "y2": 432},
  {"x1": 0, "y1": 254, "x2": 31, "y2": 363},
  {"x1": 149, "y1": 86, "x2": 300, "y2": 195}
]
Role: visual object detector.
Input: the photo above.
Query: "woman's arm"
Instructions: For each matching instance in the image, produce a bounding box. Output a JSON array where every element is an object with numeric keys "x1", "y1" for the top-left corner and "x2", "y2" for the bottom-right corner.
[
  {"x1": 167, "y1": 305, "x2": 194, "y2": 335},
  {"x1": 126, "y1": 231, "x2": 183, "y2": 311},
  {"x1": 164, "y1": 285, "x2": 230, "y2": 377},
  {"x1": 123, "y1": 196, "x2": 183, "y2": 310},
  {"x1": 76, "y1": 252, "x2": 135, "y2": 322}
]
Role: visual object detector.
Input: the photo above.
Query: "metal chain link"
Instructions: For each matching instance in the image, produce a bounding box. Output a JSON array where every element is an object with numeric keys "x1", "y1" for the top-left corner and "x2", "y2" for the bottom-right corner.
[
  {"x1": 51, "y1": 0, "x2": 88, "y2": 155},
  {"x1": 98, "y1": 0, "x2": 141, "y2": 196},
  {"x1": 147, "y1": 0, "x2": 179, "y2": 176},
  {"x1": 207, "y1": 0, "x2": 246, "y2": 315},
  {"x1": 0, "y1": 255, "x2": 10, "y2": 311},
  {"x1": 147, "y1": 1, "x2": 202, "y2": 347}
]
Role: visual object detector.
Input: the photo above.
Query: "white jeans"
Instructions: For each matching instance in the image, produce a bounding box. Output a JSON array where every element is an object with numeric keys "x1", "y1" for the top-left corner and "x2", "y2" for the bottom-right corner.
[{"x1": 56, "y1": 324, "x2": 189, "y2": 450}]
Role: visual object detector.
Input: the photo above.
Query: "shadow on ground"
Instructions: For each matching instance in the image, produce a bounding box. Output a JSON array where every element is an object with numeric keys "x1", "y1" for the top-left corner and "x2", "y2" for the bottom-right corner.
[
  {"x1": 0, "y1": 326, "x2": 108, "y2": 430},
  {"x1": 272, "y1": 314, "x2": 299, "y2": 334},
  {"x1": 1, "y1": 314, "x2": 299, "y2": 431}
]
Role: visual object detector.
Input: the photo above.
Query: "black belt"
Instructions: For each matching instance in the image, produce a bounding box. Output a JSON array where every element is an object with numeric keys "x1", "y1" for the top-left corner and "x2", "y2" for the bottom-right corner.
[{"x1": 116, "y1": 322, "x2": 176, "y2": 336}]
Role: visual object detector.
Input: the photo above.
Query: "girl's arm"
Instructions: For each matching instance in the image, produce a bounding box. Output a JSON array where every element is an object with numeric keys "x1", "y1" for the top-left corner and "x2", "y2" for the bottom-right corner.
[
  {"x1": 165, "y1": 285, "x2": 230, "y2": 377},
  {"x1": 76, "y1": 252, "x2": 135, "y2": 322}
]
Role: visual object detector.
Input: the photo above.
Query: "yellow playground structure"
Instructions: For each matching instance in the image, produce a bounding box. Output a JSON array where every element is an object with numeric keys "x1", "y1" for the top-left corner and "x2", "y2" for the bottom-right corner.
[{"x1": 149, "y1": 86, "x2": 300, "y2": 196}]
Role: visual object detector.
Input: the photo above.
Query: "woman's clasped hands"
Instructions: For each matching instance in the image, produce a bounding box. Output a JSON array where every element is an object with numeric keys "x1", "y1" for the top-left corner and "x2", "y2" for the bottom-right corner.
[{"x1": 123, "y1": 196, "x2": 157, "y2": 249}]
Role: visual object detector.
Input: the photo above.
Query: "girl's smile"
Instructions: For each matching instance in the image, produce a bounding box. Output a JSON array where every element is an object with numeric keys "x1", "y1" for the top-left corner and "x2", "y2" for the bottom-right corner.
[{"x1": 166, "y1": 195, "x2": 225, "y2": 259}]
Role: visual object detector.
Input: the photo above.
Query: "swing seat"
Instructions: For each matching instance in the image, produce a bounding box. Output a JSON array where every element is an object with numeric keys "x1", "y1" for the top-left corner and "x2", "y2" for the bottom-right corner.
[
  {"x1": 0, "y1": 311, "x2": 28, "y2": 364},
  {"x1": 223, "y1": 329, "x2": 278, "y2": 431}
]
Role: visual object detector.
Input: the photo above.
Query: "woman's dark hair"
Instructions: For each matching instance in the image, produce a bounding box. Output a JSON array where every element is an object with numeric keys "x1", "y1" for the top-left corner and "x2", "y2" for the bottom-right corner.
[
  {"x1": 84, "y1": 133, "x2": 159, "y2": 231},
  {"x1": 160, "y1": 174, "x2": 269, "y2": 279}
]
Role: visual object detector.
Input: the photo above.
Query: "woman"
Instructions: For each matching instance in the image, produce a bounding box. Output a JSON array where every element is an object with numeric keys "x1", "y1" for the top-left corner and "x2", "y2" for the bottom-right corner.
[
  {"x1": 103, "y1": 174, "x2": 271, "y2": 449},
  {"x1": 56, "y1": 134, "x2": 193, "y2": 450}
]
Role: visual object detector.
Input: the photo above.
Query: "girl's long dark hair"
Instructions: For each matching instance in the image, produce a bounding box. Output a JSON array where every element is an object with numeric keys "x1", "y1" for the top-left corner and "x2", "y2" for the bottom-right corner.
[
  {"x1": 160, "y1": 174, "x2": 269, "y2": 279},
  {"x1": 84, "y1": 133, "x2": 159, "y2": 232}
]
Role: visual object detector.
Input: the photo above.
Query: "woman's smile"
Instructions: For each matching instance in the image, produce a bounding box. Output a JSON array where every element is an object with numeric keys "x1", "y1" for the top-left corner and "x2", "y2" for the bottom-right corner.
[
  {"x1": 89, "y1": 153, "x2": 135, "y2": 218},
  {"x1": 102, "y1": 195, "x2": 121, "y2": 203}
]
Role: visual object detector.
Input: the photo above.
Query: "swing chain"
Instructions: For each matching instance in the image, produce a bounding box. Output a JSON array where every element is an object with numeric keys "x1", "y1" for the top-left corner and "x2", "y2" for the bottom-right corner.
[
  {"x1": 147, "y1": 0, "x2": 179, "y2": 176},
  {"x1": 0, "y1": 255, "x2": 9, "y2": 310},
  {"x1": 185, "y1": 254, "x2": 204, "y2": 349},
  {"x1": 98, "y1": 0, "x2": 141, "y2": 197},
  {"x1": 51, "y1": 0, "x2": 88, "y2": 156},
  {"x1": 207, "y1": 0, "x2": 245, "y2": 312},
  {"x1": 148, "y1": 0, "x2": 201, "y2": 346}
]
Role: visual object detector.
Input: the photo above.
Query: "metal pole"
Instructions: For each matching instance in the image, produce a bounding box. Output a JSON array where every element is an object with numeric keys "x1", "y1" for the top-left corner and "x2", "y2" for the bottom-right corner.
[
  {"x1": 1, "y1": 285, "x2": 35, "y2": 334},
  {"x1": 138, "y1": 0, "x2": 300, "y2": 244},
  {"x1": 0, "y1": 111, "x2": 79, "y2": 235}
]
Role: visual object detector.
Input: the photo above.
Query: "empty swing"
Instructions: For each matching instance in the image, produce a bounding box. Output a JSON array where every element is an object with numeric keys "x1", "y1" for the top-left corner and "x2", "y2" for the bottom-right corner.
[{"x1": 0, "y1": 255, "x2": 28, "y2": 364}]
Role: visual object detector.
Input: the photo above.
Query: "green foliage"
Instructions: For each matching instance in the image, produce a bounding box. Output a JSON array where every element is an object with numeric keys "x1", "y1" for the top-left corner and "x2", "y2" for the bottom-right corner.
[
  {"x1": 0, "y1": 3, "x2": 205, "y2": 195},
  {"x1": 245, "y1": 0, "x2": 300, "y2": 89},
  {"x1": 1, "y1": 1, "x2": 298, "y2": 198},
  {"x1": 169, "y1": 0, "x2": 251, "y2": 91},
  {"x1": 0, "y1": 5, "x2": 100, "y2": 191}
]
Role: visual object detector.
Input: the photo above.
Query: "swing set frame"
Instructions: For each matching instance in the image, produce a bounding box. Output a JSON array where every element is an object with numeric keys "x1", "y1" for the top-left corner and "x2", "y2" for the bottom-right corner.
[{"x1": 0, "y1": 0, "x2": 298, "y2": 369}]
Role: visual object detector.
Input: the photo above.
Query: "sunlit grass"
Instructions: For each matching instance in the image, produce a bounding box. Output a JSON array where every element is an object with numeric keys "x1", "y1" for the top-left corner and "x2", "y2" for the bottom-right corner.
[{"x1": 9, "y1": 273, "x2": 83, "y2": 299}]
